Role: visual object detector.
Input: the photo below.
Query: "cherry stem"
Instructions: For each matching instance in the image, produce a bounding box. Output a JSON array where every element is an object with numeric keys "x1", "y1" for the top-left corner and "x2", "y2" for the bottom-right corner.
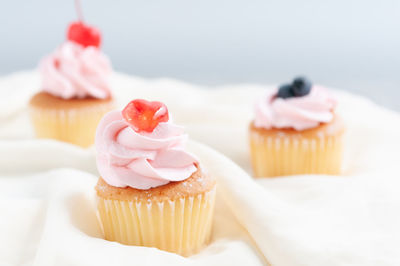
[{"x1": 75, "y1": 0, "x2": 84, "y2": 22}]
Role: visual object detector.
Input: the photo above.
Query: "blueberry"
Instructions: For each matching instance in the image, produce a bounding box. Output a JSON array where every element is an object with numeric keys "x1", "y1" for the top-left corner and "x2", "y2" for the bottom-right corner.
[
  {"x1": 277, "y1": 84, "x2": 294, "y2": 99},
  {"x1": 292, "y1": 77, "x2": 312, "y2": 97}
]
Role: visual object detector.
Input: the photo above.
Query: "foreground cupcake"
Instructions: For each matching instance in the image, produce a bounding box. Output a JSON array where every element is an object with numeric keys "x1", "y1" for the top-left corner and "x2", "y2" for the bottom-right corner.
[
  {"x1": 249, "y1": 77, "x2": 345, "y2": 177},
  {"x1": 95, "y1": 99, "x2": 216, "y2": 256},
  {"x1": 29, "y1": 19, "x2": 114, "y2": 147}
]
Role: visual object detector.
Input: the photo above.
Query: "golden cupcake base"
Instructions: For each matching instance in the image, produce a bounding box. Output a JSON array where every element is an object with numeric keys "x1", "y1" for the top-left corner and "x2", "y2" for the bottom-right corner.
[
  {"x1": 95, "y1": 168, "x2": 217, "y2": 256},
  {"x1": 97, "y1": 189, "x2": 216, "y2": 256},
  {"x1": 29, "y1": 92, "x2": 114, "y2": 147},
  {"x1": 249, "y1": 117, "x2": 345, "y2": 177}
]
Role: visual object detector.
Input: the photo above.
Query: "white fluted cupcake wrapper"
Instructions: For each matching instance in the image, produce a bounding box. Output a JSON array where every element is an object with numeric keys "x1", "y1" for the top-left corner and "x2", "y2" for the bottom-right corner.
[
  {"x1": 96, "y1": 187, "x2": 216, "y2": 256},
  {"x1": 29, "y1": 102, "x2": 113, "y2": 147},
  {"x1": 249, "y1": 131, "x2": 343, "y2": 177}
]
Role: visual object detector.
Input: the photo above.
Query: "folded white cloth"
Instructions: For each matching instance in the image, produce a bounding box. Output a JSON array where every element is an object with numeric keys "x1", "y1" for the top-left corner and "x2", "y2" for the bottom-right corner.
[{"x1": 1, "y1": 71, "x2": 400, "y2": 266}]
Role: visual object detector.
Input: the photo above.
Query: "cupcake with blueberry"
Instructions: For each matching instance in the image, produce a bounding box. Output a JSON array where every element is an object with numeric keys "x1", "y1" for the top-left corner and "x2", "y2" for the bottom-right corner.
[
  {"x1": 29, "y1": 17, "x2": 114, "y2": 147},
  {"x1": 249, "y1": 77, "x2": 345, "y2": 177},
  {"x1": 95, "y1": 99, "x2": 216, "y2": 256}
]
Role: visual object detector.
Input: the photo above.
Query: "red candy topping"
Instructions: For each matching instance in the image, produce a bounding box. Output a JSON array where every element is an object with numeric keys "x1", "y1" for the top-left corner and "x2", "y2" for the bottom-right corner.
[
  {"x1": 122, "y1": 99, "x2": 170, "y2": 133},
  {"x1": 67, "y1": 21, "x2": 101, "y2": 48}
]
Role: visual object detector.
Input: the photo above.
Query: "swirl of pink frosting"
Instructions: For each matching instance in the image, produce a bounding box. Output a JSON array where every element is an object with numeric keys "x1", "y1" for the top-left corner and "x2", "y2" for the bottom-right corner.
[
  {"x1": 39, "y1": 41, "x2": 112, "y2": 99},
  {"x1": 95, "y1": 110, "x2": 198, "y2": 190},
  {"x1": 254, "y1": 86, "x2": 337, "y2": 131}
]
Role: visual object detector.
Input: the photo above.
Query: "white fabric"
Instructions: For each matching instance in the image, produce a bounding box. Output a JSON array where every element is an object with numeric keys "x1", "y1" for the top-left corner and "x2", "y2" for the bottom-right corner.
[{"x1": 1, "y1": 71, "x2": 400, "y2": 266}]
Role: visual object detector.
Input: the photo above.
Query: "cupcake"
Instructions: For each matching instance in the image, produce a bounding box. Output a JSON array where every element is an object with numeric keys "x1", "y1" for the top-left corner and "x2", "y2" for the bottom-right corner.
[
  {"x1": 249, "y1": 77, "x2": 345, "y2": 177},
  {"x1": 95, "y1": 99, "x2": 216, "y2": 256},
  {"x1": 29, "y1": 20, "x2": 114, "y2": 147}
]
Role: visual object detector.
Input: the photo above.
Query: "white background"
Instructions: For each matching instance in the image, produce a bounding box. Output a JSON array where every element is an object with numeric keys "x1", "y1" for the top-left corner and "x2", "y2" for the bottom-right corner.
[{"x1": 0, "y1": 0, "x2": 399, "y2": 110}]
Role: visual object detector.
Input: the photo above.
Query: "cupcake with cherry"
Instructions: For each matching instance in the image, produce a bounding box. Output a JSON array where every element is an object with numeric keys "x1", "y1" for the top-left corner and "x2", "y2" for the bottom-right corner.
[
  {"x1": 249, "y1": 77, "x2": 345, "y2": 177},
  {"x1": 95, "y1": 99, "x2": 216, "y2": 256},
  {"x1": 29, "y1": 4, "x2": 114, "y2": 147}
]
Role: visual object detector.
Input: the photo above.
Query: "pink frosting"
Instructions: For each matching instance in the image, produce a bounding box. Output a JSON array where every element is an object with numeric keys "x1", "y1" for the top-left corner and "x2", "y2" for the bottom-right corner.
[
  {"x1": 95, "y1": 110, "x2": 198, "y2": 190},
  {"x1": 254, "y1": 86, "x2": 337, "y2": 131},
  {"x1": 39, "y1": 41, "x2": 112, "y2": 99}
]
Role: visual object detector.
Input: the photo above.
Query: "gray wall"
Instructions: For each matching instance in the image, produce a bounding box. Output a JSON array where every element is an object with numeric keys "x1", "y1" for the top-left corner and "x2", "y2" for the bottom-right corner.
[{"x1": 0, "y1": 0, "x2": 399, "y2": 110}]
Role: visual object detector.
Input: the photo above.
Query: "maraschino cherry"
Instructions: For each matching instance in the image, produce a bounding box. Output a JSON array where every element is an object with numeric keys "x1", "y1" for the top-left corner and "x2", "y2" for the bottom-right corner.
[
  {"x1": 122, "y1": 99, "x2": 170, "y2": 133},
  {"x1": 66, "y1": 0, "x2": 101, "y2": 48}
]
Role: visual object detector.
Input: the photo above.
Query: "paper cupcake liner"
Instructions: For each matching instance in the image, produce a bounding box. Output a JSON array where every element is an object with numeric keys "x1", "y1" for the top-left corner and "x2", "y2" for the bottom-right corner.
[
  {"x1": 249, "y1": 130, "x2": 343, "y2": 177},
  {"x1": 96, "y1": 187, "x2": 216, "y2": 256},
  {"x1": 29, "y1": 102, "x2": 113, "y2": 147}
]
